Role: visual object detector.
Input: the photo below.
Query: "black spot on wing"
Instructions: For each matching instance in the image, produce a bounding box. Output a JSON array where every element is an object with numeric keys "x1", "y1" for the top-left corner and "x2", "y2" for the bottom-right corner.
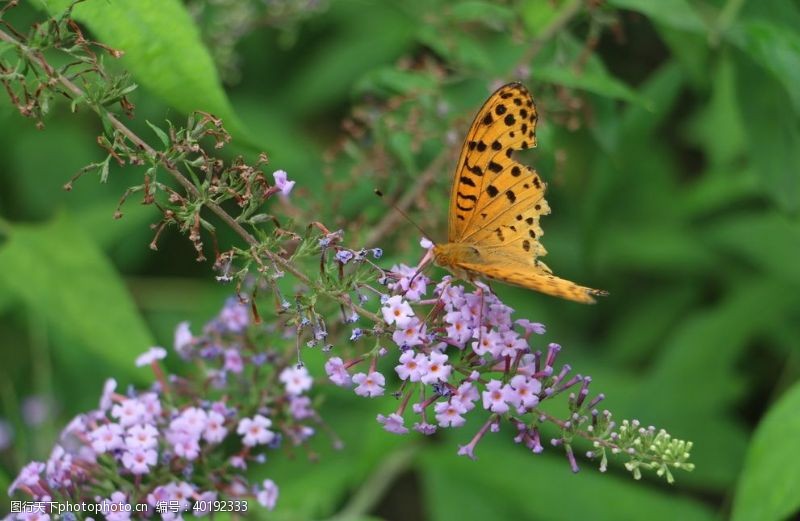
[
  {"x1": 460, "y1": 176, "x2": 476, "y2": 187},
  {"x1": 465, "y1": 160, "x2": 483, "y2": 176}
]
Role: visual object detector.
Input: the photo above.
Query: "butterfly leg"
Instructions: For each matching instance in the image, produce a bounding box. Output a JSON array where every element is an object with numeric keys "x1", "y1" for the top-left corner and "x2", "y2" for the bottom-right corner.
[{"x1": 474, "y1": 283, "x2": 486, "y2": 348}]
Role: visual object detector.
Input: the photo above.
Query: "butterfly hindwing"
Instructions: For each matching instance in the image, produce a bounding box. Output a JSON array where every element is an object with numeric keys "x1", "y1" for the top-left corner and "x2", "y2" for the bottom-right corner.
[{"x1": 456, "y1": 259, "x2": 606, "y2": 304}]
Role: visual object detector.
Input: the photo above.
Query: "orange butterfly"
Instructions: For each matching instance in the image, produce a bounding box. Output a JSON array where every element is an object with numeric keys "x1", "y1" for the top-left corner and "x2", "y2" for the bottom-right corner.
[{"x1": 430, "y1": 82, "x2": 607, "y2": 303}]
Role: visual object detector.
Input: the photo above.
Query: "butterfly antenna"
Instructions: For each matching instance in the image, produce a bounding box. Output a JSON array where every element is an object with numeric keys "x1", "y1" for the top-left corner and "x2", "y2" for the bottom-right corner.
[{"x1": 374, "y1": 189, "x2": 433, "y2": 242}]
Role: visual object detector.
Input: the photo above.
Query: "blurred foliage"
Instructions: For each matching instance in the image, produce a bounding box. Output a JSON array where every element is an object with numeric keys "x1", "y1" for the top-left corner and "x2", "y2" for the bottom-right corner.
[{"x1": 0, "y1": 0, "x2": 799, "y2": 519}]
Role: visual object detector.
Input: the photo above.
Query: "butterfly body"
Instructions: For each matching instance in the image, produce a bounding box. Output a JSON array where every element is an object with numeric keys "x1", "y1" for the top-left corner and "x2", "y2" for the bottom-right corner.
[{"x1": 435, "y1": 82, "x2": 606, "y2": 304}]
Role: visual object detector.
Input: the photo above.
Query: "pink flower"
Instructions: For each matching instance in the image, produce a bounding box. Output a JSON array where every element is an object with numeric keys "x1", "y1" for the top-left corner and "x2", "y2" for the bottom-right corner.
[
  {"x1": 452, "y1": 381, "x2": 479, "y2": 412},
  {"x1": 111, "y1": 398, "x2": 145, "y2": 427},
  {"x1": 444, "y1": 311, "x2": 473, "y2": 346},
  {"x1": 289, "y1": 396, "x2": 313, "y2": 420},
  {"x1": 419, "y1": 237, "x2": 434, "y2": 249},
  {"x1": 224, "y1": 349, "x2": 244, "y2": 373},
  {"x1": 471, "y1": 327, "x2": 503, "y2": 357},
  {"x1": 121, "y1": 447, "x2": 157, "y2": 475},
  {"x1": 434, "y1": 401, "x2": 466, "y2": 427},
  {"x1": 90, "y1": 423, "x2": 124, "y2": 453},
  {"x1": 391, "y1": 317, "x2": 426, "y2": 348},
  {"x1": 257, "y1": 479, "x2": 279, "y2": 510},
  {"x1": 377, "y1": 413, "x2": 409, "y2": 434},
  {"x1": 237, "y1": 415, "x2": 275, "y2": 447},
  {"x1": 167, "y1": 481, "x2": 195, "y2": 511},
  {"x1": 381, "y1": 295, "x2": 415, "y2": 328},
  {"x1": 125, "y1": 423, "x2": 158, "y2": 450},
  {"x1": 173, "y1": 407, "x2": 208, "y2": 436},
  {"x1": 99, "y1": 490, "x2": 133, "y2": 521},
  {"x1": 507, "y1": 375, "x2": 541, "y2": 412},
  {"x1": 395, "y1": 350, "x2": 426, "y2": 382},
  {"x1": 279, "y1": 365, "x2": 313, "y2": 395},
  {"x1": 516, "y1": 319, "x2": 546, "y2": 336},
  {"x1": 273, "y1": 169, "x2": 295, "y2": 197},
  {"x1": 135, "y1": 346, "x2": 167, "y2": 367},
  {"x1": 99, "y1": 378, "x2": 117, "y2": 411},
  {"x1": 499, "y1": 331, "x2": 527, "y2": 358},
  {"x1": 352, "y1": 371, "x2": 385, "y2": 397},
  {"x1": 171, "y1": 432, "x2": 201, "y2": 460},
  {"x1": 413, "y1": 421, "x2": 438, "y2": 435},
  {"x1": 324, "y1": 357, "x2": 351, "y2": 386},
  {"x1": 139, "y1": 392, "x2": 162, "y2": 422},
  {"x1": 174, "y1": 321, "x2": 194, "y2": 356},
  {"x1": 203, "y1": 411, "x2": 228, "y2": 444},
  {"x1": 193, "y1": 491, "x2": 218, "y2": 516},
  {"x1": 8, "y1": 461, "x2": 45, "y2": 495},
  {"x1": 420, "y1": 351, "x2": 451, "y2": 384},
  {"x1": 219, "y1": 298, "x2": 249, "y2": 332},
  {"x1": 487, "y1": 301, "x2": 513, "y2": 330},
  {"x1": 482, "y1": 379, "x2": 511, "y2": 414},
  {"x1": 388, "y1": 264, "x2": 429, "y2": 301}
]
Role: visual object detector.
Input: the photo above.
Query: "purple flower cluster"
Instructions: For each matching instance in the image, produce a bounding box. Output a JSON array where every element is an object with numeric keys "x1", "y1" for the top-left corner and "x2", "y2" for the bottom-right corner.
[
  {"x1": 324, "y1": 265, "x2": 593, "y2": 459},
  {"x1": 5, "y1": 298, "x2": 322, "y2": 519},
  {"x1": 6, "y1": 243, "x2": 694, "y2": 519}
]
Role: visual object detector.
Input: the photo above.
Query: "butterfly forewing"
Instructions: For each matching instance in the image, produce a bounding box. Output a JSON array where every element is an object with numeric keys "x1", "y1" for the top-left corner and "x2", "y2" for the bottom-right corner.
[{"x1": 449, "y1": 83, "x2": 547, "y2": 255}]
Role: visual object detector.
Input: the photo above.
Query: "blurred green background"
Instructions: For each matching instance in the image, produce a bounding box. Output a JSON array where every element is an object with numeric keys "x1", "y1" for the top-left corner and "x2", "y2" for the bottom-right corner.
[{"x1": 1, "y1": 0, "x2": 799, "y2": 519}]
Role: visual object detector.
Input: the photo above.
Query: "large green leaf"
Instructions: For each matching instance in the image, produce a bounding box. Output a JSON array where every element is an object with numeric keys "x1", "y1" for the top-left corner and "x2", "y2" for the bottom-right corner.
[
  {"x1": 37, "y1": 0, "x2": 248, "y2": 140},
  {"x1": 735, "y1": 54, "x2": 800, "y2": 213},
  {"x1": 621, "y1": 279, "x2": 799, "y2": 487},
  {"x1": 0, "y1": 214, "x2": 154, "y2": 371},
  {"x1": 728, "y1": 20, "x2": 800, "y2": 113},
  {"x1": 534, "y1": 65, "x2": 647, "y2": 105},
  {"x1": 607, "y1": 0, "x2": 706, "y2": 33},
  {"x1": 422, "y1": 440, "x2": 715, "y2": 521},
  {"x1": 732, "y1": 382, "x2": 800, "y2": 521},
  {"x1": 704, "y1": 212, "x2": 800, "y2": 286}
]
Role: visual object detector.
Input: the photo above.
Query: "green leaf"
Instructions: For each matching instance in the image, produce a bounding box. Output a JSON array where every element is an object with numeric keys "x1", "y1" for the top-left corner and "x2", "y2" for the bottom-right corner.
[
  {"x1": 276, "y1": 1, "x2": 417, "y2": 117},
  {"x1": 732, "y1": 382, "x2": 800, "y2": 521},
  {"x1": 146, "y1": 120, "x2": 170, "y2": 148},
  {"x1": 36, "y1": 0, "x2": 249, "y2": 140},
  {"x1": 387, "y1": 131, "x2": 417, "y2": 175},
  {"x1": 728, "y1": 20, "x2": 800, "y2": 113},
  {"x1": 422, "y1": 440, "x2": 715, "y2": 521},
  {"x1": 734, "y1": 53, "x2": 800, "y2": 213},
  {"x1": 623, "y1": 279, "x2": 800, "y2": 487},
  {"x1": 449, "y1": 1, "x2": 515, "y2": 25},
  {"x1": 533, "y1": 65, "x2": 646, "y2": 105},
  {"x1": 597, "y1": 225, "x2": 716, "y2": 274},
  {"x1": 704, "y1": 212, "x2": 800, "y2": 286},
  {"x1": 521, "y1": 0, "x2": 571, "y2": 37},
  {"x1": 607, "y1": 0, "x2": 706, "y2": 33},
  {"x1": 683, "y1": 53, "x2": 746, "y2": 167},
  {"x1": 0, "y1": 214, "x2": 154, "y2": 372},
  {"x1": 354, "y1": 68, "x2": 439, "y2": 97}
]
